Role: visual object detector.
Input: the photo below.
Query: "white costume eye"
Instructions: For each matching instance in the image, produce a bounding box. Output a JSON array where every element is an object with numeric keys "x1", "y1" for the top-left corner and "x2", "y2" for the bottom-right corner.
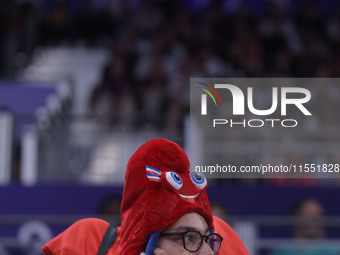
[
  {"x1": 165, "y1": 172, "x2": 183, "y2": 190},
  {"x1": 190, "y1": 171, "x2": 207, "y2": 190}
]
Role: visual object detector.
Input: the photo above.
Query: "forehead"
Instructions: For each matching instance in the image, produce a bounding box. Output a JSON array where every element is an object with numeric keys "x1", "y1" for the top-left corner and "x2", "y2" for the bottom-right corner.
[{"x1": 166, "y1": 212, "x2": 209, "y2": 233}]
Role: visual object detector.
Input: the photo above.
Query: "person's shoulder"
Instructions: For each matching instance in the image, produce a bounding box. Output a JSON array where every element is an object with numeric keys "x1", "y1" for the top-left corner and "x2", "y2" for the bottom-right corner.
[
  {"x1": 58, "y1": 218, "x2": 111, "y2": 244},
  {"x1": 213, "y1": 215, "x2": 237, "y2": 237},
  {"x1": 58, "y1": 218, "x2": 110, "y2": 239},
  {"x1": 69, "y1": 218, "x2": 110, "y2": 232},
  {"x1": 213, "y1": 216, "x2": 249, "y2": 255},
  {"x1": 42, "y1": 218, "x2": 110, "y2": 255}
]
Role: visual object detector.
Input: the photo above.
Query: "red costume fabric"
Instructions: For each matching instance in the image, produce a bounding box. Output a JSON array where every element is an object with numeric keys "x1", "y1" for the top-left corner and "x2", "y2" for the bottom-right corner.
[
  {"x1": 42, "y1": 218, "x2": 121, "y2": 255},
  {"x1": 42, "y1": 138, "x2": 249, "y2": 255}
]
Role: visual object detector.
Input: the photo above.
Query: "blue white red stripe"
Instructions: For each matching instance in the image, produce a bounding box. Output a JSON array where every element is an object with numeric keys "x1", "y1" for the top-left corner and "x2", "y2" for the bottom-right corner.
[
  {"x1": 145, "y1": 174, "x2": 161, "y2": 181},
  {"x1": 145, "y1": 165, "x2": 162, "y2": 182},
  {"x1": 146, "y1": 165, "x2": 162, "y2": 175}
]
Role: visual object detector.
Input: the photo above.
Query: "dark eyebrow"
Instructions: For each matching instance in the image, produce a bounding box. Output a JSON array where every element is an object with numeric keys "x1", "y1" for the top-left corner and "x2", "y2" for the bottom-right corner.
[
  {"x1": 173, "y1": 226, "x2": 211, "y2": 235},
  {"x1": 173, "y1": 226, "x2": 197, "y2": 232}
]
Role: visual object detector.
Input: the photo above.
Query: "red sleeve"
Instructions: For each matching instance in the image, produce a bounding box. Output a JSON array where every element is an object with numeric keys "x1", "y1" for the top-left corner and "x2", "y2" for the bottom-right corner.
[
  {"x1": 213, "y1": 216, "x2": 249, "y2": 255},
  {"x1": 42, "y1": 218, "x2": 110, "y2": 255}
]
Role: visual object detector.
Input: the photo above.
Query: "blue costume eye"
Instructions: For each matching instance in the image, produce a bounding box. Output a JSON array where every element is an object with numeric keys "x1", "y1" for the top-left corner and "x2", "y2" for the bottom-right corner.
[
  {"x1": 190, "y1": 171, "x2": 207, "y2": 190},
  {"x1": 165, "y1": 172, "x2": 183, "y2": 190}
]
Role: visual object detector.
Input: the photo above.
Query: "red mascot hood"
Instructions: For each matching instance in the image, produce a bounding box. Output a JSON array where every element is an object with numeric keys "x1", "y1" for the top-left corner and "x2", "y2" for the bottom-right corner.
[{"x1": 120, "y1": 138, "x2": 213, "y2": 255}]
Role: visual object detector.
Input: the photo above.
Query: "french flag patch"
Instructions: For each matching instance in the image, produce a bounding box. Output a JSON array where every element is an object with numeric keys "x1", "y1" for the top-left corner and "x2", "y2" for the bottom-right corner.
[{"x1": 145, "y1": 165, "x2": 162, "y2": 182}]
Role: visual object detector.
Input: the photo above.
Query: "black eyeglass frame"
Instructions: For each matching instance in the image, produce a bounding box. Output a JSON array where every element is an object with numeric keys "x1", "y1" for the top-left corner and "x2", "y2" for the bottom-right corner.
[{"x1": 159, "y1": 230, "x2": 223, "y2": 254}]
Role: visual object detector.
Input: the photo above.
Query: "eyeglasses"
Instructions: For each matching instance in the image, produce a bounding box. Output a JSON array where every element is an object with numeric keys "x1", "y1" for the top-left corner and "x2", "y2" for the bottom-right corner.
[{"x1": 159, "y1": 230, "x2": 223, "y2": 254}]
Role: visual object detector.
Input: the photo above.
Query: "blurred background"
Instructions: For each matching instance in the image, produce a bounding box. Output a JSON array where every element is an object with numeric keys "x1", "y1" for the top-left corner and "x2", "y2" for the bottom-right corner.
[{"x1": 0, "y1": 0, "x2": 340, "y2": 254}]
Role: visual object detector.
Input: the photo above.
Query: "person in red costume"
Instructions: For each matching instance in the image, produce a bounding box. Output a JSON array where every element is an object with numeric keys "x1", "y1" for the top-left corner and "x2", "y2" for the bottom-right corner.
[{"x1": 42, "y1": 138, "x2": 249, "y2": 255}]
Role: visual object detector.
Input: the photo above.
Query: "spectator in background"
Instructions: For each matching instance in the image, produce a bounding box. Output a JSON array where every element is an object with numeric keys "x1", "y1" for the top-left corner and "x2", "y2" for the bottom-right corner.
[
  {"x1": 269, "y1": 198, "x2": 340, "y2": 255},
  {"x1": 292, "y1": 198, "x2": 325, "y2": 240},
  {"x1": 89, "y1": 49, "x2": 135, "y2": 129},
  {"x1": 40, "y1": 0, "x2": 70, "y2": 45},
  {"x1": 211, "y1": 203, "x2": 229, "y2": 219},
  {"x1": 98, "y1": 195, "x2": 122, "y2": 226}
]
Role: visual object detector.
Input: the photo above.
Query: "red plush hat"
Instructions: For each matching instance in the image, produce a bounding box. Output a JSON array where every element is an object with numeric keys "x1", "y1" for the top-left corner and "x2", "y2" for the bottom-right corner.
[{"x1": 120, "y1": 138, "x2": 213, "y2": 255}]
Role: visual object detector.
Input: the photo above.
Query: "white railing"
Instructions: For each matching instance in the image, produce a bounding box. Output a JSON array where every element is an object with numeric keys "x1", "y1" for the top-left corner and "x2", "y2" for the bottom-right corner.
[{"x1": 0, "y1": 111, "x2": 13, "y2": 185}]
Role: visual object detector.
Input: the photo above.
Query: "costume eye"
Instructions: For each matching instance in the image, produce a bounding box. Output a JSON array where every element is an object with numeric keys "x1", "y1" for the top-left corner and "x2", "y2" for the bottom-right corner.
[
  {"x1": 190, "y1": 171, "x2": 207, "y2": 190},
  {"x1": 165, "y1": 172, "x2": 183, "y2": 190}
]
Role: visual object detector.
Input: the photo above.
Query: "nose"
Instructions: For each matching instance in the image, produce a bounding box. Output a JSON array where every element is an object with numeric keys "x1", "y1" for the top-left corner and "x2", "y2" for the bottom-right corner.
[{"x1": 199, "y1": 240, "x2": 214, "y2": 255}]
